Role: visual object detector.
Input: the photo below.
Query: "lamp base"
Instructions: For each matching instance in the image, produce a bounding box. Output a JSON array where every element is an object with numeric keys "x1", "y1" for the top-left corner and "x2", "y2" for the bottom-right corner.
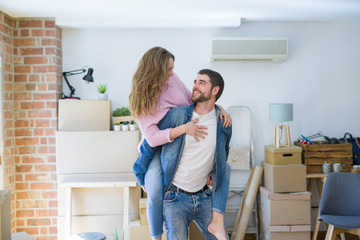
[
  {"x1": 62, "y1": 92, "x2": 80, "y2": 100},
  {"x1": 273, "y1": 125, "x2": 291, "y2": 148}
]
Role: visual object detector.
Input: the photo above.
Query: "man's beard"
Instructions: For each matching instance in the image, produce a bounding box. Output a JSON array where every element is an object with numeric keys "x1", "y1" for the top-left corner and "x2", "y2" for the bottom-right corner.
[{"x1": 191, "y1": 90, "x2": 211, "y2": 103}]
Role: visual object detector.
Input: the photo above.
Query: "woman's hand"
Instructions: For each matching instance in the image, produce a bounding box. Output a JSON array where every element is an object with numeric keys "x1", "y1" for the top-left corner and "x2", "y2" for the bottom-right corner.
[
  {"x1": 184, "y1": 119, "x2": 208, "y2": 142},
  {"x1": 219, "y1": 108, "x2": 232, "y2": 128}
]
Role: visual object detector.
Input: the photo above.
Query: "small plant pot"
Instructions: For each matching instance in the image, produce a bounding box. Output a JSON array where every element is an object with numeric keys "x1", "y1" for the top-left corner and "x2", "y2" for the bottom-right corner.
[
  {"x1": 114, "y1": 125, "x2": 121, "y2": 131},
  {"x1": 97, "y1": 93, "x2": 108, "y2": 100},
  {"x1": 122, "y1": 125, "x2": 129, "y2": 131},
  {"x1": 129, "y1": 124, "x2": 136, "y2": 131}
]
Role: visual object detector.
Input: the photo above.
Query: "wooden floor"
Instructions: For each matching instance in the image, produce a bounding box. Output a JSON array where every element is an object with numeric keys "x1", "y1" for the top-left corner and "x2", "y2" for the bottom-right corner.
[
  {"x1": 239, "y1": 232, "x2": 360, "y2": 240},
  {"x1": 315, "y1": 232, "x2": 360, "y2": 240}
]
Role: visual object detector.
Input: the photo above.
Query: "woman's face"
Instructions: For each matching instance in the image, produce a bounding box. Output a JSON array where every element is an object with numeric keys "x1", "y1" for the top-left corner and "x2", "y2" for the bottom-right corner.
[{"x1": 167, "y1": 57, "x2": 174, "y2": 80}]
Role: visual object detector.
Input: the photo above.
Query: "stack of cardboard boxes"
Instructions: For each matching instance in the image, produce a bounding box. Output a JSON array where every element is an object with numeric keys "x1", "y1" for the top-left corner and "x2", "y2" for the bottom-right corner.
[{"x1": 259, "y1": 145, "x2": 311, "y2": 240}]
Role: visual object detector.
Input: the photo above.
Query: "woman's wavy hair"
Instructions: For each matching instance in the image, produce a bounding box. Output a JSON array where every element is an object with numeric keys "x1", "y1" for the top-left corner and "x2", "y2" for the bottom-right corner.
[{"x1": 129, "y1": 47, "x2": 175, "y2": 117}]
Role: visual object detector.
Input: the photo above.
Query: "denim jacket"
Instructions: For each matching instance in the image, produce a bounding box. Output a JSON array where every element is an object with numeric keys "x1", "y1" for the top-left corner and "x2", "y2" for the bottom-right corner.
[{"x1": 133, "y1": 103, "x2": 232, "y2": 194}]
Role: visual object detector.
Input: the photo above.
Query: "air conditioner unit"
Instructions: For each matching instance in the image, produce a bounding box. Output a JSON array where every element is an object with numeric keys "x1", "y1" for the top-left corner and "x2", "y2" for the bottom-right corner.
[{"x1": 211, "y1": 38, "x2": 288, "y2": 62}]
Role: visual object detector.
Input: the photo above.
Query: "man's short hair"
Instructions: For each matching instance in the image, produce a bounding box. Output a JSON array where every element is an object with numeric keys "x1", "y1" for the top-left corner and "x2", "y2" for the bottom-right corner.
[{"x1": 198, "y1": 69, "x2": 224, "y2": 101}]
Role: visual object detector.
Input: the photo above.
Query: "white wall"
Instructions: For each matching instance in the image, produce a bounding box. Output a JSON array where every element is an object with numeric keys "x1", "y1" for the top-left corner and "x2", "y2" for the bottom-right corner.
[{"x1": 62, "y1": 21, "x2": 360, "y2": 165}]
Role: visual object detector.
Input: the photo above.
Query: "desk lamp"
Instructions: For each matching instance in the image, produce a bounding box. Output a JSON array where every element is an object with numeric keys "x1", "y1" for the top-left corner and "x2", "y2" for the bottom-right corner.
[
  {"x1": 62, "y1": 66, "x2": 94, "y2": 99},
  {"x1": 269, "y1": 103, "x2": 293, "y2": 148}
]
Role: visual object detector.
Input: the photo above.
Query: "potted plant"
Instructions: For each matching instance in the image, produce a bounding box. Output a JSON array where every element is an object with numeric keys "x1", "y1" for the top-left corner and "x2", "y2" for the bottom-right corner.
[
  {"x1": 112, "y1": 106, "x2": 133, "y2": 124},
  {"x1": 113, "y1": 122, "x2": 121, "y2": 131},
  {"x1": 122, "y1": 121, "x2": 129, "y2": 131},
  {"x1": 97, "y1": 83, "x2": 108, "y2": 100},
  {"x1": 129, "y1": 120, "x2": 136, "y2": 131}
]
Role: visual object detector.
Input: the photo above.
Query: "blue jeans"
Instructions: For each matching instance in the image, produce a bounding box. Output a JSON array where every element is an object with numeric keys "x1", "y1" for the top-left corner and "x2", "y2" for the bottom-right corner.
[
  {"x1": 163, "y1": 187, "x2": 217, "y2": 240},
  {"x1": 144, "y1": 150, "x2": 164, "y2": 239},
  {"x1": 145, "y1": 153, "x2": 230, "y2": 239}
]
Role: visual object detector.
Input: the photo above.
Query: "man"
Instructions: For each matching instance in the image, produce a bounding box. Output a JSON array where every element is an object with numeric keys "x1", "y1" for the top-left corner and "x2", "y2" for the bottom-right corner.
[{"x1": 134, "y1": 69, "x2": 232, "y2": 240}]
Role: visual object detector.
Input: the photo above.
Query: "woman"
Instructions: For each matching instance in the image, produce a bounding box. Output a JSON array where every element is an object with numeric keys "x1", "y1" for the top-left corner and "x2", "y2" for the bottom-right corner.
[{"x1": 129, "y1": 46, "x2": 231, "y2": 240}]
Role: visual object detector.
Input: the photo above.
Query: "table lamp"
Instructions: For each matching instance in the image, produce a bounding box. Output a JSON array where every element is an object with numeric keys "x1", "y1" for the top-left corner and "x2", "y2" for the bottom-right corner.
[
  {"x1": 62, "y1": 66, "x2": 94, "y2": 99},
  {"x1": 269, "y1": 103, "x2": 293, "y2": 148}
]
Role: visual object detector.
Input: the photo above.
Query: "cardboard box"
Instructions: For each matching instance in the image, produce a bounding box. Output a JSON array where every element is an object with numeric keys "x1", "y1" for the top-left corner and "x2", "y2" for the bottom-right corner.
[
  {"x1": 56, "y1": 131, "x2": 140, "y2": 174},
  {"x1": 260, "y1": 215, "x2": 310, "y2": 240},
  {"x1": 58, "y1": 100, "x2": 110, "y2": 131},
  {"x1": 265, "y1": 145, "x2": 302, "y2": 165},
  {"x1": 129, "y1": 220, "x2": 167, "y2": 240},
  {"x1": 139, "y1": 198, "x2": 148, "y2": 226},
  {"x1": 189, "y1": 221, "x2": 205, "y2": 240},
  {"x1": 263, "y1": 161, "x2": 306, "y2": 193},
  {"x1": 259, "y1": 186, "x2": 311, "y2": 225}
]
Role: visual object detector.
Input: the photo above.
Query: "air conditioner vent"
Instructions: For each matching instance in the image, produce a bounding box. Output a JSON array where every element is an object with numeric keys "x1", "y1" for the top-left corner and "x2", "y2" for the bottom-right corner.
[{"x1": 211, "y1": 38, "x2": 288, "y2": 62}]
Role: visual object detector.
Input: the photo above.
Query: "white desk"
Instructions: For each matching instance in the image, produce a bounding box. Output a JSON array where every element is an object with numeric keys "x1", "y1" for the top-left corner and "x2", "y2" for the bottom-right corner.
[{"x1": 60, "y1": 173, "x2": 137, "y2": 240}]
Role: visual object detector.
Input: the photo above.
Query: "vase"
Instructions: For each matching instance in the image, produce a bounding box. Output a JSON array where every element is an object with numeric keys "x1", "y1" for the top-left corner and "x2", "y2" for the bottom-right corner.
[
  {"x1": 322, "y1": 163, "x2": 331, "y2": 174},
  {"x1": 97, "y1": 93, "x2": 108, "y2": 100},
  {"x1": 333, "y1": 163, "x2": 342, "y2": 172}
]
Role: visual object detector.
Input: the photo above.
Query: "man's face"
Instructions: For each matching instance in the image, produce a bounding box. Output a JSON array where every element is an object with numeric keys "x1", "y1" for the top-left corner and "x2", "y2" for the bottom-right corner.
[{"x1": 191, "y1": 74, "x2": 212, "y2": 103}]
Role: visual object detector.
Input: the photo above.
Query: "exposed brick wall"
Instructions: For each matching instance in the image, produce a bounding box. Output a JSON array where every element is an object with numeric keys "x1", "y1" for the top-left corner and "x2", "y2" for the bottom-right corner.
[
  {"x1": 1, "y1": 11, "x2": 62, "y2": 240},
  {"x1": 0, "y1": 10, "x2": 17, "y2": 232}
]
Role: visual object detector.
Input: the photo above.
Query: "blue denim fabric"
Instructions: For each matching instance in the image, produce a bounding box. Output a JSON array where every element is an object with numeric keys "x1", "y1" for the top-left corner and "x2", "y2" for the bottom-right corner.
[
  {"x1": 133, "y1": 104, "x2": 232, "y2": 196},
  {"x1": 163, "y1": 187, "x2": 217, "y2": 240},
  {"x1": 144, "y1": 150, "x2": 163, "y2": 239},
  {"x1": 132, "y1": 104, "x2": 232, "y2": 237},
  {"x1": 212, "y1": 162, "x2": 231, "y2": 214}
]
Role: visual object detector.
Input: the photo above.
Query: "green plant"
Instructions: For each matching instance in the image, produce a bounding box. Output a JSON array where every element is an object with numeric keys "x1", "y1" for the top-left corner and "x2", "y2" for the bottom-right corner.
[
  {"x1": 112, "y1": 107, "x2": 131, "y2": 117},
  {"x1": 113, "y1": 228, "x2": 124, "y2": 240},
  {"x1": 114, "y1": 122, "x2": 120, "y2": 125},
  {"x1": 98, "y1": 83, "x2": 107, "y2": 94},
  {"x1": 130, "y1": 120, "x2": 135, "y2": 125},
  {"x1": 122, "y1": 121, "x2": 129, "y2": 125}
]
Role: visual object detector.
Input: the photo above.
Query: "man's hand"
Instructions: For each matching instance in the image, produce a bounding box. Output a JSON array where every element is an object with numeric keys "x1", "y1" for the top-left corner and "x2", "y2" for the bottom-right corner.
[{"x1": 207, "y1": 175, "x2": 213, "y2": 186}]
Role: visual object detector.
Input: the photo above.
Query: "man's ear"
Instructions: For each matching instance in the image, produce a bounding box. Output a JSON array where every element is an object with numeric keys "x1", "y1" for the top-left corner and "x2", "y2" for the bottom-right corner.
[{"x1": 212, "y1": 86, "x2": 220, "y2": 97}]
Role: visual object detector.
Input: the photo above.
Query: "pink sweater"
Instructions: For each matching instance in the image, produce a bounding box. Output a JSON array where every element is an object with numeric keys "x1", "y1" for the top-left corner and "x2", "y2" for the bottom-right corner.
[{"x1": 137, "y1": 73, "x2": 192, "y2": 147}]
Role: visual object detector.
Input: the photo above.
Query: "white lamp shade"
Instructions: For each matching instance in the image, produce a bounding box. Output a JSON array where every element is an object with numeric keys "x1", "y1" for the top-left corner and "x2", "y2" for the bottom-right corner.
[{"x1": 269, "y1": 103, "x2": 293, "y2": 122}]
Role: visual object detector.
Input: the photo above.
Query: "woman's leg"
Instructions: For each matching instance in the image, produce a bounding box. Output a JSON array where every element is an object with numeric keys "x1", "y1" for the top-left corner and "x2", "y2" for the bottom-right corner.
[
  {"x1": 208, "y1": 163, "x2": 231, "y2": 240},
  {"x1": 144, "y1": 150, "x2": 164, "y2": 240}
]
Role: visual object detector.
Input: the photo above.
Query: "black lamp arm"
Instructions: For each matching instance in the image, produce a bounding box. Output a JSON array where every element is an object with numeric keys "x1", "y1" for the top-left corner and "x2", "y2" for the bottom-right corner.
[
  {"x1": 62, "y1": 74, "x2": 76, "y2": 98},
  {"x1": 63, "y1": 68, "x2": 86, "y2": 77},
  {"x1": 62, "y1": 68, "x2": 86, "y2": 98}
]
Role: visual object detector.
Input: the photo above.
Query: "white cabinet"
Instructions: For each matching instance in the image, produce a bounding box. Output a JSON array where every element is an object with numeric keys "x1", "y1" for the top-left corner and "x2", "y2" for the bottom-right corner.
[{"x1": 56, "y1": 119, "x2": 141, "y2": 239}]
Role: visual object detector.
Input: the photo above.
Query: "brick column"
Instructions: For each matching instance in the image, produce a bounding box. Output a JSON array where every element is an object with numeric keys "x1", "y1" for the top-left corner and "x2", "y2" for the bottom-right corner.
[
  {"x1": 0, "y1": 10, "x2": 17, "y2": 232},
  {"x1": 1, "y1": 12, "x2": 62, "y2": 240}
]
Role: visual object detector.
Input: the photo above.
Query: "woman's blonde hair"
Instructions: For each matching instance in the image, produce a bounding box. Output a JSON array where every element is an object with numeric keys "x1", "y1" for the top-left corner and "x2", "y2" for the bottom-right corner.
[{"x1": 129, "y1": 47, "x2": 175, "y2": 117}]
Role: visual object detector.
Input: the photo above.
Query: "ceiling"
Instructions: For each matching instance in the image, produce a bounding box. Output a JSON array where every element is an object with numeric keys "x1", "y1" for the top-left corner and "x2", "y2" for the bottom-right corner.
[{"x1": 1, "y1": 0, "x2": 360, "y2": 28}]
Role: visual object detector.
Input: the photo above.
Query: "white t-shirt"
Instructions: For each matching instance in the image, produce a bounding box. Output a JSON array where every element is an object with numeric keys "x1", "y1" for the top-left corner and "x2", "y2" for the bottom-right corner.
[{"x1": 172, "y1": 108, "x2": 217, "y2": 192}]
